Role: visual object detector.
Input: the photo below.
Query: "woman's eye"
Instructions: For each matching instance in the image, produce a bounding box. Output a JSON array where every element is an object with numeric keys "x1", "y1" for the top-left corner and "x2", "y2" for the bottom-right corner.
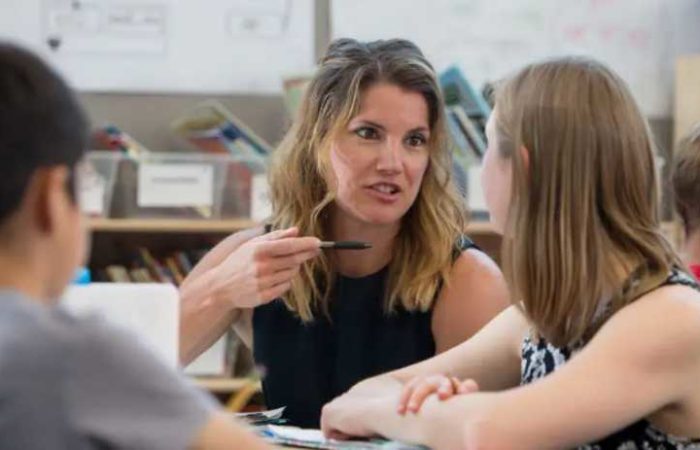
[
  {"x1": 406, "y1": 134, "x2": 427, "y2": 147},
  {"x1": 355, "y1": 127, "x2": 380, "y2": 140}
]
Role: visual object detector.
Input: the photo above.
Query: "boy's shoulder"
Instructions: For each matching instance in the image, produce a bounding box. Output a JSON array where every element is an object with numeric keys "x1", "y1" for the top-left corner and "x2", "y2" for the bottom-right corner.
[
  {"x1": 0, "y1": 290, "x2": 85, "y2": 446},
  {"x1": 0, "y1": 289, "x2": 128, "y2": 380},
  {"x1": 0, "y1": 290, "x2": 91, "y2": 380},
  {"x1": 0, "y1": 290, "x2": 216, "y2": 449},
  {"x1": 0, "y1": 290, "x2": 74, "y2": 371}
]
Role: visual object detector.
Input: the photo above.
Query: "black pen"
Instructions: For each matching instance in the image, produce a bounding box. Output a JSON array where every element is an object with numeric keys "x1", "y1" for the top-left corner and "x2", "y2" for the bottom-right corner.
[
  {"x1": 264, "y1": 225, "x2": 371, "y2": 250},
  {"x1": 319, "y1": 241, "x2": 372, "y2": 250}
]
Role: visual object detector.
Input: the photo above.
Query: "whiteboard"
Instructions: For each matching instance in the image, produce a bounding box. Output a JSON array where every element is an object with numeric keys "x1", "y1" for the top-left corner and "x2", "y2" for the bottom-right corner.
[
  {"x1": 0, "y1": 0, "x2": 314, "y2": 94},
  {"x1": 333, "y1": 0, "x2": 700, "y2": 117}
]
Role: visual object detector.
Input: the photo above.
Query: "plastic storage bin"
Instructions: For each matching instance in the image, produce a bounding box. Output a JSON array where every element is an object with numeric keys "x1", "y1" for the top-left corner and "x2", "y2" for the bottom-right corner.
[
  {"x1": 79, "y1": 151, "x2": 120, "y2": 217},
  {"x1": 219, "y1": 157, "x2": 267, "y2": 219},
  {"x1": 110, "y1": 152, "x2": 265, "y2": 220}
]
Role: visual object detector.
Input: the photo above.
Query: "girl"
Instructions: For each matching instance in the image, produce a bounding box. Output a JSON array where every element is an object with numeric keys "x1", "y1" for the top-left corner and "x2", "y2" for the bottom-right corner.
[{"x1": 320, "y1": 57, "x2": 700, "y2": 449}]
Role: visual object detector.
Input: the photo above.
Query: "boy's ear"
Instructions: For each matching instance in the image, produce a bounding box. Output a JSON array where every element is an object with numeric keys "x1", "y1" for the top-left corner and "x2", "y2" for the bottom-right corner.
[{"x1": 32, "y1": 166, "x2": 71, "y2": 234}]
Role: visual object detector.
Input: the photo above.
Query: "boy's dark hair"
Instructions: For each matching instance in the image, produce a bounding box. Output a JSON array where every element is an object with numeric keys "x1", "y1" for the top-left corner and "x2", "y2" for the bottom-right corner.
[
  {"x1": 671, "y1": 123, "x2": 700, "y2": 235},
  {"x1": 0, "y1": 42, "x2": 88, "y2": 224}
]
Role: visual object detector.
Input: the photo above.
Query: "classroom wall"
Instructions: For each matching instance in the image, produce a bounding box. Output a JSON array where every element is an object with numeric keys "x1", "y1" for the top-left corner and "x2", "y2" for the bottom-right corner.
[
  {"x1": 78, "y1": 0, "x2": 331, "y2": 151},
  {"x1": 78, "y1": 93, "x2": 288, "y2": 151},
  {"x1": 77, "y1": 0, "x2": 674, "y2": 165}
]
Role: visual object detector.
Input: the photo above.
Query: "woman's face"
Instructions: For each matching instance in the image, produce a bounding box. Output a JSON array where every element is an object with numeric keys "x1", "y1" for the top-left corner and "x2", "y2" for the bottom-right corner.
[
  {"x1": 481, "y1": 110, "x2": 514, "y2": 234},
  {"x1": 328, "y1": 82, "x2": 431, "y2": 227}
]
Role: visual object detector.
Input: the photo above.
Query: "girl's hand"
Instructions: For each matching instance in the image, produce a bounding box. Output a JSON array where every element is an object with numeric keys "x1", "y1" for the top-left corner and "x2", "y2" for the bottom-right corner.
[{"x1": 397, "y1": 374, "x2": 479, "y2": 414}]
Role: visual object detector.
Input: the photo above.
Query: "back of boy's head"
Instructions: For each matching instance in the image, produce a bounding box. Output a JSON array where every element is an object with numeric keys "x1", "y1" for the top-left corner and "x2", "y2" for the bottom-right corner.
[
  {"x1": 0, "y1": 42, "x2": 87, "y2": 228},
  {"x1": 672, "y1": 124, "x2": 700, "y2": 236}
]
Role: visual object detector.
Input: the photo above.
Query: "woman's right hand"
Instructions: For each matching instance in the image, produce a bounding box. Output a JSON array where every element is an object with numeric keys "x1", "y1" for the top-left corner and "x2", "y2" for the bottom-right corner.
[
  {"x1": 210, "y1": 227, "x2": 321, "y2": 308},
  {"x1": 397, "y1": 374, "x2": 479, "y2": 415}
]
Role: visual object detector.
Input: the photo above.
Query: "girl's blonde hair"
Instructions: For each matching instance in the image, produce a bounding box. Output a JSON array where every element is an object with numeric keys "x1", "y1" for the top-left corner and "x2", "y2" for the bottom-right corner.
[
  {"x1": 268, "y1": 38, "x2": 467, "y2": 321},
  {"x1": 494, "y1": 57, "x2": 680, "y2": 347}
]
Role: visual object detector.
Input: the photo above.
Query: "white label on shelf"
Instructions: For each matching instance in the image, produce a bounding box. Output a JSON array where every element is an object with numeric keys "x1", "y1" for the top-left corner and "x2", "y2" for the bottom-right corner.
[
  {"x1": 251, "y1": 173, "x2": 272, "y2": 221},
  {"x1": 138, "y1": 163, "x2": 214, "y2": 208}
]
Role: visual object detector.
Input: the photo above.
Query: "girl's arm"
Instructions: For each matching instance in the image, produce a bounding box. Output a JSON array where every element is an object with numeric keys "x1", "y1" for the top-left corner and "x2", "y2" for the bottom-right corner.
[
  {"x1": 322, "y1": 285, "x2": 700, "y2": 449},
  {"x1": 339, "y1": 304, "x2": 527, "y2": 401}
]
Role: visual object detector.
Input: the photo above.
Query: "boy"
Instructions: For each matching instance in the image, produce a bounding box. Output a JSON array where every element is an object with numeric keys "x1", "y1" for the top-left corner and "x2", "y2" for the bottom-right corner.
[
  {"x1": 0, "y1": 42, "x2": 270, "y2": 449},
  {"x1": 671, "y1": 123, "x2": 700, "y2": 280}
]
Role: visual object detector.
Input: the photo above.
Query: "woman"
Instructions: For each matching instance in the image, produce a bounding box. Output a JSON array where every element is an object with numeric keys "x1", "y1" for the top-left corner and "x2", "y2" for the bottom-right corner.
[
  {"x1": 179, "y1": 38, "x2": 509, "y2": 428},
  {"x1": 320, "y1": 57, "x2": 700, "y2": 449}
]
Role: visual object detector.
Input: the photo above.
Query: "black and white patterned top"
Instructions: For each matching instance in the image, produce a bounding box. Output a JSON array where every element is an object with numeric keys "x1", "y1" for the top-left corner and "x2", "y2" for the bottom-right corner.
[{"x1": 520, "y1": 269, "x2": 700, "y2": 449}]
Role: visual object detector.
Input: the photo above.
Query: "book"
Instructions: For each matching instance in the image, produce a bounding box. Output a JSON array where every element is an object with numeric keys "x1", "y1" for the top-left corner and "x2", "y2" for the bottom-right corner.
[
  {"x1": 129, "y1": 268, "x2": 153, "y2": 283},
  {"x1": 235, "y1": 407, "x2": 286, "y2": 426},
  {"x1": 171, "y1": 101, "x2": 268, "y2": 221},
  {"x1": 138, "y1": 247, "x2": 161, "y2": 282},
  {"x1": 105, "y1": 265, "x2": 131, "y2": 283},
  {"x1": 174, "y1": 251, "x2": 194, "y2": 275},
  {"x1": 282, "y1": 75, "x2": 313, "y2": 119},
  {"x1": 93, "y1": 246, "x2": 212, "y2": 286},
  {"x1": 138, "y1": 248, "x2": 175, "y2": 284},
  {"x1": 446, "y1": 108, "x2": 480, "y2": 165},
  {"x1": 440, "y1": 66, "x2": 491, "y2": 169},
  {"x1": 440, "y1": 65, "x2": 491, "y2": 117},
  {"x1": 450, "y1": 105, "x2": 487, "y2": 158},
  {"x1": 164, "y1": 257, "x2": 185, "y2": 286},
  {"x1": 172, "y1": 100, "x2": 271, "y2": 160},
  {"x1": 91, "y1": 124, "x2": 150, "y2": 157}
]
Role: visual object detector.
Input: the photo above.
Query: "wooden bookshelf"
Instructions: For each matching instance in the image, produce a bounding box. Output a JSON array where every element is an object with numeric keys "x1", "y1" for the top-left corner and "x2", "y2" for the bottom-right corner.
[
  {"x1": 466, "y1": 221, "x2": 496, "y2": 234},
  {"x1": 88, "y1": 217, "x2": 497, "y2": 235},
  {"x1": 88, "y1": 217, "x2": 259, "y2": 233},
  {"x1": 87, "y1": 218, "x2": 501, "y2": 267}
]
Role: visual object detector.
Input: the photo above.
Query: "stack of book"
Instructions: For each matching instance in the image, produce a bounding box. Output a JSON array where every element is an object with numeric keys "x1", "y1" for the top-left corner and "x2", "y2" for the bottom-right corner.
[
  {"x1": 171, "y1": 100, "x2": 271, "y2": 161},
  {"x1": 282, "y1": 75, "x2": 313, "y2": 120},
  {"x1": 440, "y1": 65, "x2": 491, "y2": 168},
  {"x1": 171, "y1": 101, "x2": 270, "y2": 220},
  {"x1": 440, "y1": 66, "x2": 492, "y2": 218},
  {"x1": 98, "y1": 247, "x2": 208, "y2": 286},
  {"x1": 91, "y1": 124, "x2": 151, "y2": 157}
]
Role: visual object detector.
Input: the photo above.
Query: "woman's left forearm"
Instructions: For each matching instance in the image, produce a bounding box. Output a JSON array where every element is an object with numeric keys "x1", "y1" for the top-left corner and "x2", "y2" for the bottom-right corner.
[
  {"x1": 358, "y1": 393, "x2": 502, "y2": 449},
  {"x1": 346, "y1": 373, "x2": 404, "y2": 397},
  {"x1": 322, "y1": 390, "x2": 487, "y2": 449}
]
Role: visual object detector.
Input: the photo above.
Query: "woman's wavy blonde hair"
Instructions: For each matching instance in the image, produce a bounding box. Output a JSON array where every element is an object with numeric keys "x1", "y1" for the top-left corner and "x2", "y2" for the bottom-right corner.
[
  {"x1": 268, "y1": 38, "x2": 467, "y2": 321},
  {"x1": 494, "y1": 57, "x2": 681, "y2": 347}
]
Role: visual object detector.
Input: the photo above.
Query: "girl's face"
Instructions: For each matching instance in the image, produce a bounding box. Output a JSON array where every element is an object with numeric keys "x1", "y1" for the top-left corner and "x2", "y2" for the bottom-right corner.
[{"x1": 481, "y1": 110, "x2": 514, "y2": 234}]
